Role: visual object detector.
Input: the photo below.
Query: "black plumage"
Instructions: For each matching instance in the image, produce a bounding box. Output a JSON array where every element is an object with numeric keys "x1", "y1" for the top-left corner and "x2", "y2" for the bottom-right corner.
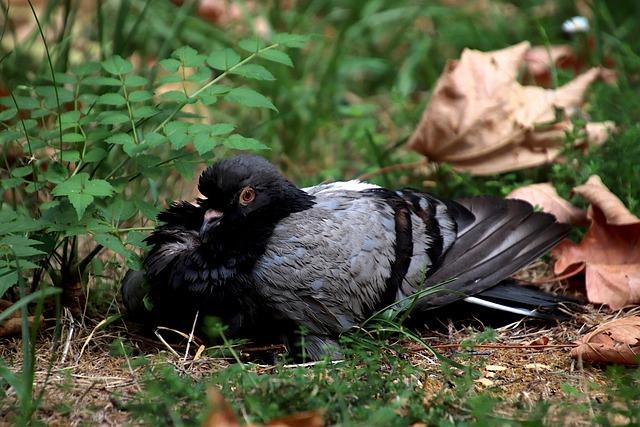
[{"x1": 122, "y1": 155, "x2": 571, "y2": 359}]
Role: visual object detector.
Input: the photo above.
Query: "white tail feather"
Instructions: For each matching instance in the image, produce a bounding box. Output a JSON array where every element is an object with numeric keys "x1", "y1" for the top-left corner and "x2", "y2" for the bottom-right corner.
[{"x1": 463, "y1": 296, "x2": 537, "y2": 317}]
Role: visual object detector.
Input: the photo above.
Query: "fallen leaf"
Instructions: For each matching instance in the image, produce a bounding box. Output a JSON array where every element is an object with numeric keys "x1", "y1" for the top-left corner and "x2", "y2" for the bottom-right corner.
[
  {"x1": 524, "y1": 336, "x2": 550, "y2": 347},
  {"x1": 524, "y1": 45, "x2": 578, "y2": 86},
  {"x1": 571, "y1": 316, "x2": 640, "y2": 365},
  {"x1": 407, "y1": 42, "x2": 614, "y2": 175},
  {"x1": 485, "y1": 364, "x2": 507, "y2": 372},
  {"x1": 203, "y1": 388, "x2": 325, "y2": 427},
  {"x1": 507, "y1": 183, "x2": 587, "y2": 225},
  {"x1": 203, "y1": 388, "x2": 239, "y2": 427},
  {"x1": 552, "y1": 175, "x2": 640, "y2": 309},
  {"x1": 524, "y1": 363, "x2": 552, "y2": 370},
  {"x1": 572, "y1": 176, "x2": 640, "y2": 225},
  {"x1": 264, "y1": 411, "x2": 324, "y2": 427},
  {"x1": 0, "y1": 300, "x2": 42, "y2": 337},
  {"x1": 475, "y1": 378, "x2": 495, "y2": 387}
]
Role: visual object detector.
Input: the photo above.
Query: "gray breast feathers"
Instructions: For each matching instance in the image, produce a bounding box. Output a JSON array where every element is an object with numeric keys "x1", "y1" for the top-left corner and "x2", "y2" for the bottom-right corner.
[{"x1": 249, "y1": 187, "x2": 397, "y2": 335}]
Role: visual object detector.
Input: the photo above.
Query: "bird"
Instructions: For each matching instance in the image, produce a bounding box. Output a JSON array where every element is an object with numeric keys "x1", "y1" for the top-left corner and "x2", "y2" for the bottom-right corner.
[{"x1": 122, "y1": 154, "x2": 571, "y2": 360}]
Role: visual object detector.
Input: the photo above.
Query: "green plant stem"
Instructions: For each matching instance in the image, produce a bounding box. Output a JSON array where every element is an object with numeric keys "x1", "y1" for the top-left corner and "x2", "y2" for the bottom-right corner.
[
  {"x1": 27, "y1": 0, "x2": 64, "y2": 171},
  {"x1": 105, "y1": 43, "x2": 280, "y2": 180}
]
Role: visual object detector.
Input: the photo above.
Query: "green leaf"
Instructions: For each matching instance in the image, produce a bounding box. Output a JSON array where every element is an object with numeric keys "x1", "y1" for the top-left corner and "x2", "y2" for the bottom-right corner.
[
  {"x1": 0, "y1": 108, "x2": 17, "y2": 121},
  {"x1": 11, "y1": 166, "x2": 33, "y2": 178},
  {"x1": 97, "y1": 112, "x2": 129, "y2": 125},
  {"x1": 60, "y1": 110, "x2": 81, "y2": 126},
  {"x1": 186, "y1": 68, "x2": 211, "y2": 83},
  {"x1": 0, "y1": 236, "x2": 46, "y2": 257},
  {"x1": 124, "y1": 75, "x2": 149, "y2": 87},
  {"x1": 225, "y1": 87, "x2": 277, "y2": 111},
  {"x1": 62, "y1": 132, "x2": 85, "y2": 143},
  {"x1": 94, "y1": 233, "x2": 127, "y2": 257},
  {"x1": 128, "y1": 90, "x2": 153, "y2": 103},
  {"x1": 97, "y1": 93, "x2": 127, "y2": 106},
  {"x1": 102, "y1": 55, "x2": 133, "y2": 75},
  {"x1": 132, "y1": 106, "x2": 159, "y2": 119},
  {"x1": 224, "y1": 134, "x2": 269, "y2": 151},
  {"x1": 258, "y1": 49, "x2": 293, "y2": 67},
  {"x1": 81, "y1": 76, "x2": 122, "y2": 86},
  {"x1": 52, "y1": 173, "x2": 114, "y2": 219},
  {"x1": 158, "y1": 74, "x2": 183, "y2": 84},
  {"x1": 209, "y1": 123, "x2": 236, "y2": 136},
  {"x1": 160, "y1": 90, "x2": 188, "y2": 103},
  {"x1": 71, "y1": 61, "x2": 102, "y2": 75},
  {"x1": 238, "y1": 38, "x2": 265, "y2": 53},
  {"x1": 60, "y1": 150, "x2": 80, "y2": 162},
  {"x1": 193, "y1": 134, "x2": 221, "y2": 155},
  {"x1": 144, "y1": 132, "x2": 166, "y2": 147},
  {"x1": 106, "y1": 133, "x2": 133, "y2": 145},
  {"x1": 85, "y1": 179, "x2": 115, "y2": 197},
  {"x1": 230, "y1": 64, "x2": 275, "y2": 80},
  {"x1": 67, "y1": 193, "x2": 93, "y2": 220},
  {"x1": 0, "y1": 271, "x2": 18, "y2": 297},
  {"x1": 165, "y1": 121, "x2": 189, "y2": 149},
  {"x1": 83, "y1": 148, "x2": 107, "y2": 163},
  {"x1": 207, "y1": 48, "x2": 241, "y2": 71},
  {"x1": 159, "y1": 58, "x2": 181, "y2": 73},
  {"x1": 173, "y1": 46, "x2": 205, "y2": 67},
  {"x1": 197, "y1": 84, "x2": 231, "y2": 105},
  {"x1": 273, "y1": 33, "x2": 309, "y2": 48}
]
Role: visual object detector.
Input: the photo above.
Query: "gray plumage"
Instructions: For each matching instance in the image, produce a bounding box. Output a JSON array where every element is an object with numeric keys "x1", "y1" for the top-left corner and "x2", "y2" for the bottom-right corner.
[{"x1": 122, "y1": 155, "x2": 571, "y2": 360}]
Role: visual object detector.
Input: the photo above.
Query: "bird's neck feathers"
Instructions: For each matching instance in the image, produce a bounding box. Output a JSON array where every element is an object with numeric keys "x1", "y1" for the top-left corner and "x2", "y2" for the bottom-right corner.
[{"x1": 203, "y1": 184, "x2": 314, "y2": 265}]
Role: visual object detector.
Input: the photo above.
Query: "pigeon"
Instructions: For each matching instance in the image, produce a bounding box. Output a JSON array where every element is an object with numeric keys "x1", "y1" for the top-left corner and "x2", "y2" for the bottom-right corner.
[{"x1": 122, "y1": 155, "x2": 571, "y2": 359}]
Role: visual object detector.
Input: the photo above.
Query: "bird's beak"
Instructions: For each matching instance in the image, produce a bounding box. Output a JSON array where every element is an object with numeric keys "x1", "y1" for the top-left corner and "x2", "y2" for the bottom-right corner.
[{"x1": 200, "y1": 208, "x2": 224, "y2": 241}]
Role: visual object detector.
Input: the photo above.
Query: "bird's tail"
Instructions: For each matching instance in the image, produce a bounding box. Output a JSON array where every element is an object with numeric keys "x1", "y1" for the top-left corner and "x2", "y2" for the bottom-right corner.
[{"x1": 416, "y1": 196, "x2": 570, "y2": 314}]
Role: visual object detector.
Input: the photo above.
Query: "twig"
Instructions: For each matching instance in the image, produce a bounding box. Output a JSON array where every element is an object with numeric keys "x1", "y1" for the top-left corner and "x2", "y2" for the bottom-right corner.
[
  {"x1": 183, "y1": 310, "x2": 199, "y2": 363},
  {"x1": 356, "y1": 159, "x2": 429, "y2": 182},
  {"x1": 408, "y1": 342, "x2": 577, "y2": 351}
]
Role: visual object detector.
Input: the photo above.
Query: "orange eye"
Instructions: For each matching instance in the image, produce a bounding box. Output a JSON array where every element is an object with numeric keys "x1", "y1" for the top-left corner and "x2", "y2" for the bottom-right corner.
[{"x1": 239, "y1": 187, "x2": 255, "y2": 206}]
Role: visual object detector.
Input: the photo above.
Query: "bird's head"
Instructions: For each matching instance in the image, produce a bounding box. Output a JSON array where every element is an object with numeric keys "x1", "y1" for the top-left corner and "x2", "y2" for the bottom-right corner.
[{"x1": 196, "y1": 155, "x2": 314, "y2": 244}]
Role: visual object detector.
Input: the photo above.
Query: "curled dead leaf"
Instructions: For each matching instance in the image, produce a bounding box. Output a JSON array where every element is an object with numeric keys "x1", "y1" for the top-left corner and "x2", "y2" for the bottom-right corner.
[
  {"x1": 203, "y1": 388, "x2": 239, "y2": 427},
  {"x1": 407, "y1": 42, "x2": 614, "y2": 175},
  {"x1": 571, "y1": 316, "x2": 640, "y2": 365},
  {"x1": 572, "y1": 175, "x2": 640, "y2": 225},
  {"x1": 524, "y1": 336, "x2": 550, "y2": 347},
  {"x1": 0, "y1": 299, "x2": 42, "y2": 337},
  {"x1": 524, "y1": 45, "x2": 575, "y2": 81},
  {"x1": 552, "y1": 175, "x2": 640, "y2": 309},
  {"x1": 203, "y1": 387, "x2": 325, "y2": 427},
  {"x1": 507, "y1": 183, "x2": 587, "y2": 225}
]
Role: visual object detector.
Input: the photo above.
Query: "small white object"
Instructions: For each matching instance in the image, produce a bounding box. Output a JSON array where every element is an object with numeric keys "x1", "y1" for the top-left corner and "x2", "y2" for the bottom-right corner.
[
  {"x1": 562, "y1": 16, "x2": 590, "y2": 34},
  {"x1": 464, "y1": 296, "x2": 537, "y2": 317}
]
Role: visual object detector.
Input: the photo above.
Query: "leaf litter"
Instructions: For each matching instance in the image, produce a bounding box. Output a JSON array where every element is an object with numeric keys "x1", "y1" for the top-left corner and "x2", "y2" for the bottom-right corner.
[{"x1": 407, "y1": 42, "x2": 615, "y2": 175}]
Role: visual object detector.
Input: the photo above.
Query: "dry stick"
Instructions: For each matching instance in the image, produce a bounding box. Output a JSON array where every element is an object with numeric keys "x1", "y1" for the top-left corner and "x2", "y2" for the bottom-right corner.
[
  {"x1": 416, "y1": 343, "x2": 578, "y2": 351},
  {"x1": 183, "y1": 310, "x2": 199, "y2": 364},
  {"x1": 60, "y1": 308, "x2": 75, "y2": 364},
  {"x1": 356, "y1": 159, "x2": 429, "y2": 182}
]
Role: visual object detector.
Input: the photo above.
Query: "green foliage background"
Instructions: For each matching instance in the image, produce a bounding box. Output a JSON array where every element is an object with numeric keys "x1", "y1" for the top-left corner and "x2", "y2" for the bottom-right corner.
[{"x1": 1, "y1": 0, "x2": 640, "y2": 425}]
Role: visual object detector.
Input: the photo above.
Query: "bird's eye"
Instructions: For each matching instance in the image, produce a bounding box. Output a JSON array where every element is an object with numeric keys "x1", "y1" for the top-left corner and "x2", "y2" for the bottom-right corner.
[{"x1": 239, "y1": 187, "x2": 256, "y2": 206}]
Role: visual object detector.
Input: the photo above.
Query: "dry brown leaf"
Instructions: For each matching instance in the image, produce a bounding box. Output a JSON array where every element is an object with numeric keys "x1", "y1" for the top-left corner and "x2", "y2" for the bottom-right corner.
[
  {"x1": 203, "y1": 388, "x2": 239, "y2": 427},
  {"x1": 552, "y1": 175, "x2": 640, "y2": 309},
  {"x1": 264, "y1": 411, "x2": 324, "y2": 427},
  {"x1": 571, "y1": 316, "x2": 640, "y2": 365},
  {"x1": 524, "y1": 45, "x2": 576, "y2": 85},
  {"x1": 203, "y1": 388, "x2": 324, "y2": 427},
  {"x1": 507, "y1": 183, "x2": 587, "y2": 225},
  {"x1": 407, "y1": 42, "x2": 614, "y2": 175},
  {"x1": 0, "y1": 316, "x2": 41, "y2": 337},
  {"x1": 573, "y1": 175, "x2": 640, "y2": 225},
  {"x1": 524, "y1": 336, "x2": 550, "y2": 347}
]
